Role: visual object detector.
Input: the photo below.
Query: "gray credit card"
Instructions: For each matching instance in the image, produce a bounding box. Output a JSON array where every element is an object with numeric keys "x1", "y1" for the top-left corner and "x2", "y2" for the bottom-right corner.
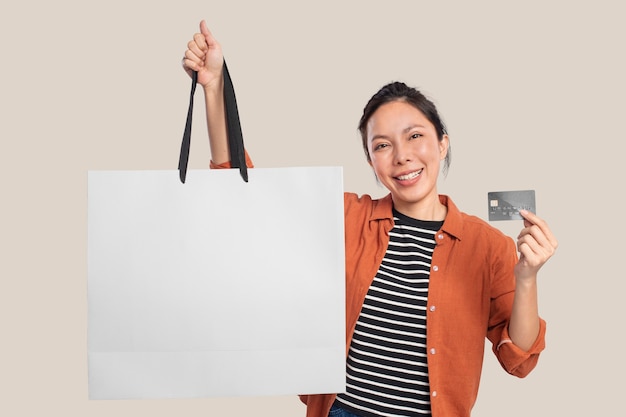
[{"x1": 488, "y1": 190, "x2": 535, "y2": 221}]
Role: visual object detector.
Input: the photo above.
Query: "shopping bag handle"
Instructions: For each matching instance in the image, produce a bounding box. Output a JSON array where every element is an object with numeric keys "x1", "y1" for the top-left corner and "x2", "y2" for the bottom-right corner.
[{"x1": 178, "y1": 61, "x2": 248, "y2": 184}]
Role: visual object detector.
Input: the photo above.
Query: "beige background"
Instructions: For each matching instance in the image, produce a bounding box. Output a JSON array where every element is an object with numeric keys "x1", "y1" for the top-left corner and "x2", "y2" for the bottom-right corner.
[{"x1": 1, "y1": 1, "x2": 624, "y2": 416}]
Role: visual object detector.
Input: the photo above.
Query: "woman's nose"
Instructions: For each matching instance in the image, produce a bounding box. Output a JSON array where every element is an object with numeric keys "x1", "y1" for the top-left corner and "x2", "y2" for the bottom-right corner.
[{"x1": 393, "y1": 143, "x2": 411, "y2": 165}]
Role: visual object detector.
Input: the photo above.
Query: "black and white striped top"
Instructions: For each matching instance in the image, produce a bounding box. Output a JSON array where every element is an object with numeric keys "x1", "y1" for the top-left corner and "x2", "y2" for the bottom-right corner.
[{"x1": 335, "y1": 210, "x2": 443, "y2": 417}]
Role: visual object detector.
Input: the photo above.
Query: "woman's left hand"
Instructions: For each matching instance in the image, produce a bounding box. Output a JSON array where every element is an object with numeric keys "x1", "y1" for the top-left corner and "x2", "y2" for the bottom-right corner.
[{"x1": 514, "y1": 210, "x2": 558, "y2": 281}]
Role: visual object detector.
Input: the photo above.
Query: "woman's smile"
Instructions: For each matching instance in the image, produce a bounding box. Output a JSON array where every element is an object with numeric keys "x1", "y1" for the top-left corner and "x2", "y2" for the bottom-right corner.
[{"x1": 395, "y1": 168, "x2": 423, "y2": 182}]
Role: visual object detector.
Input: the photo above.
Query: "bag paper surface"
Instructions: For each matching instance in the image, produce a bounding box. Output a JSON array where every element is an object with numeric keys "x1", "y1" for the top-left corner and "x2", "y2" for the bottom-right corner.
[{"x1": 87, "y1": 167, "x2": 345, "y2": 399}]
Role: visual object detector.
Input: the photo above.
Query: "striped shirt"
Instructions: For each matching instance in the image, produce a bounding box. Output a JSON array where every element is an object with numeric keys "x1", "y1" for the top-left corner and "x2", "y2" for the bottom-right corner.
[{"x1": 335, "y1": 210, "x2": 443, "y2": 417}]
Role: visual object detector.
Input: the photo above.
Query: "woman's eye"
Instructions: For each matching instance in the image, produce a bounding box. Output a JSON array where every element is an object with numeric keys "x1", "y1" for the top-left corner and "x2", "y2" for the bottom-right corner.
[
  {"x1": 374, "y1": 143, "x2": 389, "y2": 151},
  {"x1": 410, "y1": 133, "x2": 422, "y2": 140}
]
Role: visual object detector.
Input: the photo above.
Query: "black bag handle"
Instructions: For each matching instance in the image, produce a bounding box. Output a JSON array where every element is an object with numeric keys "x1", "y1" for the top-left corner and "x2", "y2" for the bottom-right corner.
[{"x1": 178, "y1": 61, "x2": 248, "y2": 183}]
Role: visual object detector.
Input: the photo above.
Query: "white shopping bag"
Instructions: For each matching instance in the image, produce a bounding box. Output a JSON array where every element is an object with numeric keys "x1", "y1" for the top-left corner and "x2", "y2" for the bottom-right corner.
[{"x1": 87, "y1": 167, "x2": 346, "y2": 400}]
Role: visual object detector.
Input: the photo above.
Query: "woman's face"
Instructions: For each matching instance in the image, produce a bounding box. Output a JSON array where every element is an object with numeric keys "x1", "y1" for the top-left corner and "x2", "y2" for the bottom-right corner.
[{"x1": 366, "y1": 100, "x2": 449, "y2": 217}]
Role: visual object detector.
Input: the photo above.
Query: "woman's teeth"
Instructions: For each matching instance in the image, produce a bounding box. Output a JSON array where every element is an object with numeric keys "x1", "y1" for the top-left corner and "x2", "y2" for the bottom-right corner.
[{"x1": 397, "y1": 169, "x2": 423, "y2": 180}]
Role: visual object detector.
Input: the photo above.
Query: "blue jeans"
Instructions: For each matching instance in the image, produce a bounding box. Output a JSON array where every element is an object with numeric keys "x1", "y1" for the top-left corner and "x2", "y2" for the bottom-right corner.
[{"x1": 328, "y1": 402, "x2": 362, "y2": 417}]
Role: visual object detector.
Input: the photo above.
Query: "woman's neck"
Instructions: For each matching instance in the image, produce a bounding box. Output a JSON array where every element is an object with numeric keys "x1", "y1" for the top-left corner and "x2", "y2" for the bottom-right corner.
[{"x1": 392, "y1": 194, "x2": 447, "y2": 221}]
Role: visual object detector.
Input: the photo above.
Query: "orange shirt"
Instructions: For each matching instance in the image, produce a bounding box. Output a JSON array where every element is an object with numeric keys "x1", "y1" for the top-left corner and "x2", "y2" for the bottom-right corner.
[{"x1": 302, "y1": 193, "x2": 546, "y2": 417}]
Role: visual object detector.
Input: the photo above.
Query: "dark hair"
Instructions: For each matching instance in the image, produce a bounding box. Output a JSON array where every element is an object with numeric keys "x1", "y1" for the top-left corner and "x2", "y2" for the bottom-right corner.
[{"x1": 358, "y1": 81, "x2": 451, "y2": 175}]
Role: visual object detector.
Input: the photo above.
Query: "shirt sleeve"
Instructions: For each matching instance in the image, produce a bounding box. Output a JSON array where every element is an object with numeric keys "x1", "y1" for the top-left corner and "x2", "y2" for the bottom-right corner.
[
  {"x1": 209, "y1": 150, "x2": 254, "y2": 169},
  {"x1": 494, "y1": 317, "x2": 546, "y2": 377},
  {"x1": 487, "y1": 235, "x2": 547, "y2": 378}
]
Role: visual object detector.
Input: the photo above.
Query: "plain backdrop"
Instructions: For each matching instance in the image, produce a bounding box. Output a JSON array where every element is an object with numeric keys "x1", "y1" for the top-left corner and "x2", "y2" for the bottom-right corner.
[{"x1": 1, "y1": 1, "x2": 624, "y2": 416}]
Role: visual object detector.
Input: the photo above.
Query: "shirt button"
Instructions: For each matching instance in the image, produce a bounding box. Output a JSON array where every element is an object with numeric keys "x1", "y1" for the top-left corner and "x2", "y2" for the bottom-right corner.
[
  {"x1": 432, "y1": 391, "x2": 438, "y2": 397},
  {"x1": 432, "y1": 265, "x2": 439, "y2": 272},
  {"x1": 430, "y1": 348, "x2": 436, "y2": 354},
  {"x1": 438, "y1": 234, "x2": 444, "y2": 240},
  {"x1": 429, "y1": 305, "x2": 436, "y2": 312}
]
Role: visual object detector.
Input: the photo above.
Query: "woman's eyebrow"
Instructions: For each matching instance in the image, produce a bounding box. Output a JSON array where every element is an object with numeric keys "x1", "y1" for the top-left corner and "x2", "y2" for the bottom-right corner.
[
  {"x1": 370, "y1": 124, "x2": 428, "y2": 141},
  {"x1": 403, "y1": 124, "x2": 427, "y2": 133}
]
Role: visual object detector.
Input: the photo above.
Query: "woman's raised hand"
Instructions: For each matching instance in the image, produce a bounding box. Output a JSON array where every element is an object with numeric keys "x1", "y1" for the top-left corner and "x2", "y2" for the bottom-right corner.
[
  {"x1": 514, "y1": 210, "x2": 558, "y2": 281},
  {"x1": 182, "y1": 20, "x2": 224, "y2": 89}
]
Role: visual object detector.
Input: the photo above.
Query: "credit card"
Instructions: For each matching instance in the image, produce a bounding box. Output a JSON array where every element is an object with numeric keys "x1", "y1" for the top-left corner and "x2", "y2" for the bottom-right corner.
[{"x1": 488, "y1": 190, "x2": 535, "y2": 221}]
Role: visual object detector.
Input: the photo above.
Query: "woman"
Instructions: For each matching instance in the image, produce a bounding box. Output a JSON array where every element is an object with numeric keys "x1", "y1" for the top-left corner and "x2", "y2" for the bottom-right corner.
[{"x1": 182, "y1": 20, "x2": 558, "y2": 417}]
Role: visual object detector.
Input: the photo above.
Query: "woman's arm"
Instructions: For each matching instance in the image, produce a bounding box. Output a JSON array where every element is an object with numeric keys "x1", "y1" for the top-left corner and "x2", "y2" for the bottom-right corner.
[
  {"x1": 182, "y1": 20, "x2": 229, "y2": 166},
  {"x1": 508, "y1": 210, "x2": 558, "y2": 350}
]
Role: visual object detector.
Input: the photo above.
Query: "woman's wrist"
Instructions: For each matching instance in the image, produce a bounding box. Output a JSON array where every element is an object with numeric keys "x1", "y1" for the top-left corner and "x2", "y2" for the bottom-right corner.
[{"x1": 202, "y1": 76, "x2": 224, "y2": 96}]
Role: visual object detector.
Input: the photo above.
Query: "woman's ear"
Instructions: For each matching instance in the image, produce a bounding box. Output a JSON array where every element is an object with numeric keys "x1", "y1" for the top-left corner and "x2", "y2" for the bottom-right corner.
[
  {"x1": 439, "y1": 134, "x2": 450, "y2": 160},
  {"x1": 367, "y1": 158, "x2": 380, "y2": 183}
]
